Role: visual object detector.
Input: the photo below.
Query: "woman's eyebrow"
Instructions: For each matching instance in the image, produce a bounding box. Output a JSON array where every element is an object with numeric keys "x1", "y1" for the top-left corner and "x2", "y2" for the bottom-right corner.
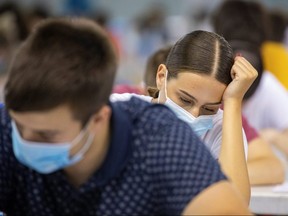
[
  {"x1": 179, "y1": 89, "x2": 198, "y2": 102},
  {"x1": 178, "y1": 89, "x2": 221, "y2": 105}
]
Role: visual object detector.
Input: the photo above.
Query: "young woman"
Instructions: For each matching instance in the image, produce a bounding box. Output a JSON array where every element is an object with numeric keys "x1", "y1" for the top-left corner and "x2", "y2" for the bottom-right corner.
[
  {"x1": 141, "y1": 42, "x2": 285, "y2": 186},
  {"x1": 111, "y1": 30, "x2": 258, "y2": 202}
]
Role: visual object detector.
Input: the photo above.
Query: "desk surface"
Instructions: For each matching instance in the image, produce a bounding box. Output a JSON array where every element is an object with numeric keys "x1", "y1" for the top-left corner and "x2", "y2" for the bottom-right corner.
[{"x1": 250, "y1": 183, "x2": 288, "y2": 215}]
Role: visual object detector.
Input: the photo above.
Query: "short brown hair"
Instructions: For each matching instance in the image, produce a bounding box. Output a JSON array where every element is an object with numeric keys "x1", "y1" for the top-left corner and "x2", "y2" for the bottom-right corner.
[
  {"x1": 144, "y1": 45, "x2": 172, "y2": 97},
  {"x1": 144, "y1": 45, "x2": 172, "y2": 88},
  {"x1": 5, "y1": 17, "x2": 117, "y2": 124}
]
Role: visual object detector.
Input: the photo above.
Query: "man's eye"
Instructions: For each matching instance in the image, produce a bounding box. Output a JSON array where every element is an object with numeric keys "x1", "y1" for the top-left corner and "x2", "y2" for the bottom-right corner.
[{"x1": 37, "y1": 133, "x2": 57, "y2": 142}]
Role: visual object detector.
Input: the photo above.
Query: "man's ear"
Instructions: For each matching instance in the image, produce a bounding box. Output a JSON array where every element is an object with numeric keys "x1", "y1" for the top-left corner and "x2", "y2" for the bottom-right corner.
[
  {"x1": 88, "y1": 105, "x2": 111, "y2": 132},
  {"x1": 156, "y1": 64, "x2": 167, "y2": 90}
]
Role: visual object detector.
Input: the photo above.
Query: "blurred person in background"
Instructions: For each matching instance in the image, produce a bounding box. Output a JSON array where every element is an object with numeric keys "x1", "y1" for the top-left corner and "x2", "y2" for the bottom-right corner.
[
  {"x1": 262, "y1": 9, "x2": 288, "y2": 89},
  {"x1": 143, "y1": 45, "x2": 172, "y2": 96},
  {"x1": 212, "y1": 0, "x2": 288, "y2": 159},
  {"x1": 135, "y1": 4, "x2": 168, "y2": 60},
  {"x1": 0, "y1": 2, "x2": 28, "y2": 102},
  {"x1": 25, "y1": 5, "x2": 50, "y2": 33},
  {"x1": 143, "y1": 44, "x2": 285, "y2": 186},
  {"x1": 0, "y1": 3, "x2": 28, "y2": 42},
  {"x1": 112, "y1": 83, "x2": 144, "y2": 94},
  {"x1": 93, "y1": 9, "x2": 122, "y2": 58}
]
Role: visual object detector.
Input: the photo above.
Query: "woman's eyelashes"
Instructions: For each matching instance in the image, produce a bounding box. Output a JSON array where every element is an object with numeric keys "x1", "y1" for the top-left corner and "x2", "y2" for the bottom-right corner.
[
  {"x1": 178, "y1": 95, "x2": 218, "y2": 114},
  {"x1": 179, "y1": 96, "x2": 192, "y2": 105},
  {"x1": 203, "y1": 107, "x2": 217, "y2": 113}
]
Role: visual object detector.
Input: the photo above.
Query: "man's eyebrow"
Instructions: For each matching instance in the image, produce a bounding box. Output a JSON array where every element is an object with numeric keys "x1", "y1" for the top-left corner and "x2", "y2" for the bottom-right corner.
[
  {"x1": 14, "y1": 120, "x2": 60, "y2": 136},
  {"x1": 34, "y1": 130, "x2": 60, "y2": 137}
]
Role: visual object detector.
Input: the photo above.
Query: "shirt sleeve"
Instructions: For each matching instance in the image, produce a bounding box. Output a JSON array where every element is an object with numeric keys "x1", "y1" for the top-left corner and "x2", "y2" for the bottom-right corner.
[
  {"x1": 146, "y1": 112, "x2": 227, "y2": 215},
  {"x1": 265, "y1": 72, "x2": 288, "y2": 130},
  {"x1": 0, "y1": 107, "x2": 14, "y2": 213},
  {"x1": 246, "y1": 72, "x2": 288, "y2": 130},
  {"x1": 205, "y1": 111, "x2": 249, "y2": 160}
]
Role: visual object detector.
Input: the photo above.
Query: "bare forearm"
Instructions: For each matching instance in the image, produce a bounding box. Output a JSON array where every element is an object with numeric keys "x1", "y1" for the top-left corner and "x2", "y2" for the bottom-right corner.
[
  {"x1": 219, "y1": 99, "x2": 250, "y2": 203},
  {"x1": 182, "y1": 181, "x2": 252, "y2": 215},
  {"x1": 248, "y1": 158, "x2": 285, "y2": 185},
  {"x1": 247, "y1": 137, "x2": 285, "y2": 185},
  {"x1": 261, "y1": 129, "x2": 288, "y2": 156}
]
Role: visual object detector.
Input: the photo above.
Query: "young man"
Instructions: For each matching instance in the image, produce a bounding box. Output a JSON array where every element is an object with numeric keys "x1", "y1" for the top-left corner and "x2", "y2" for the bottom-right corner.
[{"x1": 0, "y1": 18, "x2": 251, "y2": 215}]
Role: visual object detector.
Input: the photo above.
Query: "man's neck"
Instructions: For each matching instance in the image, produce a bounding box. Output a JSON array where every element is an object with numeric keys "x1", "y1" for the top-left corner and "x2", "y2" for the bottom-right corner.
[{"x1": 64, "y1": 119, "x2": 110, "y2": 188}]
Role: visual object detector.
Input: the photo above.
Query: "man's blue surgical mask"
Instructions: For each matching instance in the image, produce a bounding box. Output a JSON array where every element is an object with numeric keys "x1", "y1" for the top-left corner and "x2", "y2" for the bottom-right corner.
[
  {"x1": 159, "y1": 70, "x2": 215, "y2": 137},
  {"x1": 11, "y1": 121, "x2": 95, "y2": 174}
]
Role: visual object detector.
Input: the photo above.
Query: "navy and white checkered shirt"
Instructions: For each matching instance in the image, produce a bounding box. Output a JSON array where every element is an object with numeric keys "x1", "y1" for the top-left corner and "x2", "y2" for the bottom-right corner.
[{"x1": 0, "y1": 97, "x2": 226, "y2": 215}]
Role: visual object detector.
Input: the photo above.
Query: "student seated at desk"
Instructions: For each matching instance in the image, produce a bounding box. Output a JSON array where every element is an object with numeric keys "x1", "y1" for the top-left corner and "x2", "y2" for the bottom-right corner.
[
  {"x1": 111, "y1": 31, "x2": 257, "y2": 203},
  {"x1": 0, "y1": 18, "x2": 251, "y2": 215},
  {"x1": 243, "y1": 116, "x2": 285, "y2": 185},
  {"x1": 140, "y1": 44, "x2": 285, "y2": 186}
]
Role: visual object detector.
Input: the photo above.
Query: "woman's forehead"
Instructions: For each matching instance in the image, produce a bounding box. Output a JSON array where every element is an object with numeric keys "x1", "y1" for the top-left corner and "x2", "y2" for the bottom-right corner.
[{"x1": 167, "y1": 72, "x2": 226, "y2": 103}]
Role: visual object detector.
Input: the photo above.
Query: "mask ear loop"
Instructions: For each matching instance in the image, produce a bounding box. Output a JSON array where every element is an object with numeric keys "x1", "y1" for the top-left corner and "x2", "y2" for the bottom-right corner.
[
  {"x1": 69, "y1": 119, "x2": 95, "y2": 159},
  {"x1": 70, "y1": 122, "x2": 90, "y2": 148},
  {"x1": 157, "y1": 70, "x2": 169, "y2": 104},
  {"x1": 69, "y1": 132, "x2": 96, "y2": 162}
]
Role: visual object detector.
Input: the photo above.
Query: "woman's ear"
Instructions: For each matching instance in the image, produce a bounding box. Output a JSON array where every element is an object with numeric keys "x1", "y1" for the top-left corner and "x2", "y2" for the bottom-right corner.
[{"x1": 156, "y1": 64, "x2": 167, "y2": 90}]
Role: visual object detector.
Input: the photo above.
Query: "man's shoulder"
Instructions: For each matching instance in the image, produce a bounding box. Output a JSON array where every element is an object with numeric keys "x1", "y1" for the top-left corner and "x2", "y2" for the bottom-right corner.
[
  {"x1": 113, "y1": 96, "x2": 200, "y2": 147},
  {"x1": 116, "y1": 97, "x2": 203, "y2": 151},
  {"x1": 0, "y1": 105, "x2": 11, "y2": 131},
  {"x1": 0, "y1": 105, "x2": 14, "y2": 164},
  {"x1": 113, "y1": 96, "x2": 177, "y2": 124}
]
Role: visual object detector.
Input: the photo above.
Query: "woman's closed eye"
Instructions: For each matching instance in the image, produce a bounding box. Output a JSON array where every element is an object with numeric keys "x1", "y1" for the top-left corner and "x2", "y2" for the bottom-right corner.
[
  {"x1": 179, "y1": 96, "x2": 192, "y2": 105},
  {"x1": 202, "y1": 106, "x2": 218, "y2": 114}
]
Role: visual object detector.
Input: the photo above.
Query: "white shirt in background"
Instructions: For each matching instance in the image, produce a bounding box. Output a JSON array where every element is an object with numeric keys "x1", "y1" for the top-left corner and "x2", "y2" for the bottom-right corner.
[{"x1": 243, "y1": 71, "x2": 288, "y2": 131}]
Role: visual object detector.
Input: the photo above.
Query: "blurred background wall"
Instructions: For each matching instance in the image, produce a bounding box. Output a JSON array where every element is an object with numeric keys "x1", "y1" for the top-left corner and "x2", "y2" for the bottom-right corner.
[{"x1": 0, "y1": 0, "x2": 287, "y2": 88}]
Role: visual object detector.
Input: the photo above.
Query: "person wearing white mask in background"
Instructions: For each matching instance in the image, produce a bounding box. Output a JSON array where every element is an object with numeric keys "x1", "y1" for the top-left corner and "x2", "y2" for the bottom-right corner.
[{"x1": 111, "y1": 30, "x2": 258, "y2": 203}]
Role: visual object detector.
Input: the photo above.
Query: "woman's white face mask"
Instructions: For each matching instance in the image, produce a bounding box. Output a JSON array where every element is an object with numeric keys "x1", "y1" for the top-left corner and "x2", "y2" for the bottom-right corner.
[{"x1": 158, "y1": 70, "x2": 220, "y2": 137}]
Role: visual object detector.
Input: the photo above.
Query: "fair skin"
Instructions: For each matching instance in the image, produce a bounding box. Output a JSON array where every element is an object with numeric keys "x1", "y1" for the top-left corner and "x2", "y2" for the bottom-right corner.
[
  {"x1": 182, "y1": 181, "x2": 252, "y2": 215},
  {"x1": 247, "y1": 136, "x2": 285, "y2": 185},
  {"x1": 9, "y1": 104, "x2": 251, "y2": 214},
  {"x1": 10, "y1": 105, "x2": 112, "y2": 187},
  {"x1": 155, "y1": 56, "x2": 258, "y2": 203},
  {"x1": 260, "y1": 128, "x2": 288, "y2": 157}
]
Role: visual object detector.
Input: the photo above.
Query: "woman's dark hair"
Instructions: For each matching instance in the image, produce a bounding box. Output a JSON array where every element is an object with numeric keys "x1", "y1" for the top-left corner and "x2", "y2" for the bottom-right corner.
[
  {"x1": 148, "y1": 30, "x2": 234, "y2": 98},
  {"x1": 166, "y1": 30, "x2": 234, "y2": 84}
]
